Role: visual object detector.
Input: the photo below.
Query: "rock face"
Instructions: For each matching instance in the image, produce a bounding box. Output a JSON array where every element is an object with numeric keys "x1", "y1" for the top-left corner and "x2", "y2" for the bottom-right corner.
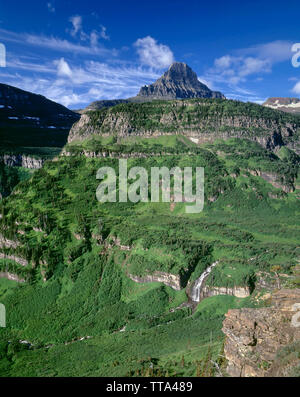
[
  {"x1": 128, "y1": 271, "x2": 182, "y2": 291},
  {"x1": 202, "y1": 285, "x2": 250, "y2": 299},
  {"x1": 0, "y1": 234, "x2": 20, "y2": 249},
  {"x1": 248, "y1": 169, "x2": 295, "y2": 193},
  {"x1": 0, "y1": 253, "x2": 28, "y2": 267},
  {"x1": 68, "y1": 99, "x2": 299, "y2": 153},
  {"x1": 0, "y1": 272, "x2": 25, "y2": 283},
  {"x1": 136, "y1": 62, "x2": 224, "y2": 100},
  {"x1": 263, "y1": 97, "x2": 300, "y2": 114},
  {"x1": 0, "y1": 83, "x2": 80, "y2": 165},
  {"x1": 1, "y1": 154, "x2": 44, "y2": 169},
  {"x1": 222, "y1": 289, "x2": 300, "y2": 377}
]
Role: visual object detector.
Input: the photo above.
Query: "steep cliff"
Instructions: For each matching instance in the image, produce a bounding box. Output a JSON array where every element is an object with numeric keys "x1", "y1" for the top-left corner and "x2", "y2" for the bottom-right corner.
[
  {"x1": 68, "y1": 98, "x2": 300, "y2": 152},
  {"x1": 0, "y1": 154, "x2": 44, "y2": 169},
  {"x1": 263, "y1": 97, "x2": 300, "y2": 115},
  {"x1": 128, "y1": 272, "x2": 182, "y2": 291},
  {"x1": 0, "y1": 83, "x2": 80, "y2": 165}
]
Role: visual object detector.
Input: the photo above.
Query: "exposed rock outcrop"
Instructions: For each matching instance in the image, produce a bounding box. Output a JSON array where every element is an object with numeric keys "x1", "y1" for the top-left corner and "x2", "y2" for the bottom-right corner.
[
  {"x1": 0, "y1": 253, "x2": 28, "y2": 267},
  {"x1": 0, "y1": 234, "x2": 20, "y2": 249},
  {"x1": 248, "y1": 169, "x2": 295, "y2": 193},
  {"x1": 0, "y1": 271, "x2": 25, "y2": 283},
  {"x1": 202, "y1": 285, "x2": 250, "y2": 299},
  {"x1": 263, "y1": 97, "x2": 300, "y2": 115},
  {"x1": 222, "y1": 288, "x2": 300, "y2": 377},
  {"x1": 62, "y1": 149, "x2": 197, "y2": 159},
  {"x1": 128, "y1": 271, "x2": 181, "y2": 291}
]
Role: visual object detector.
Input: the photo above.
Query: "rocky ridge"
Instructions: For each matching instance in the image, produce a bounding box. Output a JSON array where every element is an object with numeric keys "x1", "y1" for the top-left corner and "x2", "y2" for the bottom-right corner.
[{"x1": 68, "y1": 99, "x2": 300, "y2": 153}]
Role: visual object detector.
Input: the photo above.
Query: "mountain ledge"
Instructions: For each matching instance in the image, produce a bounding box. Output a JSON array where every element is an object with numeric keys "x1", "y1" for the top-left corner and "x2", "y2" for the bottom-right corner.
[{"x1": 136, "y1": 62, "x2": 224, "y2": 100}]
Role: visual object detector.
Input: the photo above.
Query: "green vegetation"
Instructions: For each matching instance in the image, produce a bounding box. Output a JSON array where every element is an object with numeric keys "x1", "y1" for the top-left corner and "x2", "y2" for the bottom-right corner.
[
  {"x1": 0, "y1": 99, "x2": 299, "y2": 377},
  {"x1": 0, "y1": 161, "x2": 33, "y2": 197}
]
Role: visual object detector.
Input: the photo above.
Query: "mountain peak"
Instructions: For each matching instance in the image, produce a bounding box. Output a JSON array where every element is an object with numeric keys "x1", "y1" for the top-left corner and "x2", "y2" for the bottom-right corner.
[{"x1": 137, "y1": 62, "x2": 225, "y2": 100}]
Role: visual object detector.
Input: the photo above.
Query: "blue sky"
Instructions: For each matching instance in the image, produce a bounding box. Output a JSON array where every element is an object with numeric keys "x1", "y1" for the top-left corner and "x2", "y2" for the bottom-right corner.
[{"x1": 0, "y1": 0, "x2": 300, "y2": 108}]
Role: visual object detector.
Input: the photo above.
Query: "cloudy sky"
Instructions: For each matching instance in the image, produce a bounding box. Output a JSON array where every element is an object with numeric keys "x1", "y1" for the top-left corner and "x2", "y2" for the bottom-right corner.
[{"x1": 0, "y1": 0, "x2": 300, "y2": 108}]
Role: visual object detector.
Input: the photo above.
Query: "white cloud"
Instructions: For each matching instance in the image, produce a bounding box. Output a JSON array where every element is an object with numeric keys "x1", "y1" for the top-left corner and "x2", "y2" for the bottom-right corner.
[
  {"x1": 90, "y1": 31, "x2": 98, "y2": 47},
  {"x1": 54, "y1": 58, "x2": 72, "y2": 77},
  {"x1": 0, "y1": 56, "x2": 161, "y2": 107},
  {"x1": 68, "y1": 16, "x2": 110, "y2": 44},
  {"x1": 212, "y1": 40, "x2": 292, "y2": 85},
  {"x1": 197, "y1": 77, "x2": 215, "y2": 90},
  {"x1": 214, "y1": 55, "x2": 232, "y2": 69},
  {"x1": 200, "y1": 40, "x2": 293, "y2": 101},
  {"x1": 292, "y1": 81, "x2": 300, "y2": 95},
  {"x1": 134, "y1": 36, "x2": 174, "y2": 69},
  {"x1": 0, "y1": 28, "x2": 116, "y2": 57},
  {"x1": 6, "y1": 57, "x2": 55, "y2": 74},
  {"x1": 27, "y1": 34, "x2": 116, "y2": 56},
  {"x1": 239, "y1": 40, "x2": 292, "y2": 63},
  {"x1": 212, "y1": 55, "x2": 271, "y2": 85},
  {"x1": 100, "y1": 26, "x2": 110, "y2": 41},
  {"x1": 69, "y1": 15, "x2": 82, "y2": 37}
]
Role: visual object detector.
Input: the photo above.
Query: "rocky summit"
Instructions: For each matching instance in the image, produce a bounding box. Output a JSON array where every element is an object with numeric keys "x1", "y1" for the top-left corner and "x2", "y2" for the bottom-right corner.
[
  {"x1": 0, "y1": 83, "x2": 80, "y2": 150},
  {"x1": 136, "y1": 62, "x2": 225, "y2": 100}
]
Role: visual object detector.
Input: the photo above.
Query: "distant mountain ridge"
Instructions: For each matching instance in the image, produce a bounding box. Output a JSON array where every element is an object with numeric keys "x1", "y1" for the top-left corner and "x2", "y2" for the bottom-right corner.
[
  {"x1": 0, "y1": 83, "x2": 80, "y2": 153},
  {"x1": 263, "y1": 97, "x2": 300, "y2": 114},
  {"x1": 0, "y1": 83, "x2": 78, "y2": 125}
]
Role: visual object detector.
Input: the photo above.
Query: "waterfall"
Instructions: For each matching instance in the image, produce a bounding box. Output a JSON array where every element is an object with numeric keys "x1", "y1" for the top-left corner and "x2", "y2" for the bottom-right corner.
[{"x1": 190, "y1": 261, "x2": 218, "y2": 302}]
